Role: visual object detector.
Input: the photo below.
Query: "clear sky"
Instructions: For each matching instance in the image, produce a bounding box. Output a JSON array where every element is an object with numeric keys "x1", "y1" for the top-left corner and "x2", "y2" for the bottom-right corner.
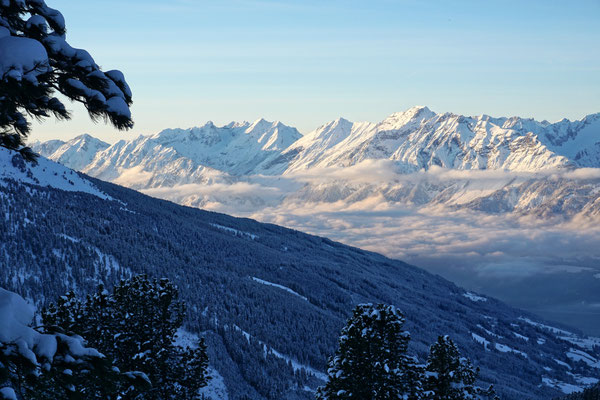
[{"x1": 30, "y1": 0, "x2": 600, "y2": 144}]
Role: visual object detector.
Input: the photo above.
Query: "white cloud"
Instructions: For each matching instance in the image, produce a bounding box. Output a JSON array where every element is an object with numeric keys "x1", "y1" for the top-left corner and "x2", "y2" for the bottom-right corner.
[{"x1": 135, "y1": 159, "x2": 600, "y2": 282}]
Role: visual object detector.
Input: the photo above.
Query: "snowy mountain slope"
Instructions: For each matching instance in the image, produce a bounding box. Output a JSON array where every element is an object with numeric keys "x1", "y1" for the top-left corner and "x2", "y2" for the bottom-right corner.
[
  {"x1": 540, "y1": 113, "x2": 600, "y2": 167},
  {"x1": 29, "y1": 138, "x2": 65, "y2": 157},
  {"x1": 273, "y1": 117, "x2": 378, "y2": 173},
  {"x1": 0, "y1": 146, "x2": 110, "y2": 199},
  {"x1": 80, "y1": 119, "x2": 301, "y2": 179},
  {"x1": 32, "y1": 119, "x2": 301, "y2": 188},
  {"x1": 149, "y1": 119, "x2": 301, "y2": 175},
  {"x1": 278, "y1": 106, "x2": 587, "y2": 174},
  {"x1": 33, "y1": 108, "x2": 600, "y2": 180},
  {"x1": 29, "y1": 108, "x2": 600, "y2": 209},
  {"x1": 31, "y1": 134, "x2": 110, "y2": 171},
  {"x1": 1, "y1": 150, "x2": 600, "y2": 399},
  {"x1": 80, "y1": 135, "x2": 235, "y2": 189}
]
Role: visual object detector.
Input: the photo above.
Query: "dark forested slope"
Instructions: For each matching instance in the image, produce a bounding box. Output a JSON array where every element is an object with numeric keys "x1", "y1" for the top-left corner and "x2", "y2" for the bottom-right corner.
[{"x1": 1, "y1": 150, "x2": 599, "y2": 399}]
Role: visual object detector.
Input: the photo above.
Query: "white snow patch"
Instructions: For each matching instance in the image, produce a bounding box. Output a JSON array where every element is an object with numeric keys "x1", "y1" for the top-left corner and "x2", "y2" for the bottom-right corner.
[
  {"x1": 560, "y1": 335, "x2": 600, "y2": 352},
  {"x1": 463, "y1": 292, "x2": 487, "y2": 302},
  {"x1": 251, "y1": 277, "x2": 307, "y2": 301},
  {"x1": 57, "y1": 234, "x2": 80, "y2": 243},
  {"x1": 174, "y1": 329, "x2": 229, "y2": 400},
  {"x1": 568, "y1": 373, "x2": 599, "y2": 386},
  {"x1": 518, "y1": 317, "x2": 574, "y2": 336},
  {"x1": 471, "y1": 333, "x2": 490, "y2": 350},
  {"x1": 512, "y1": 332, "x2": 529, "y2": 342},
  {"x1": 199, "y1": 367, "x2": 229, "y2": 400},
  {"x1": 174, "y1": 328, "x2": 199, "y2": 349},
  {"x1": 233, "y1": 325, "x2": 326, "y2": 381},
  {"x1": 542, "y1": 377, "x2": 583, "y2": 395},
  {"x1": 0, "y1": 387, "x2": 17, "y2": 400},
  {"x1": 209, "y1": 223, "x2": 258, "y2": 240},
  {"x1": 476, "y1": 324, "x2": 502, "y2": 338},
  {"x1": 554, "y1": 358, "x2": 572, "y2": 370},
  {"x1": 495, "y1": 343, "x2": 528, "y2": 358},
  {"x1": 0, "y1": 287, "x2": 102, "y2": 369},
  {"x1": 566, "y1": 348, "x2": 600, "y2": 368}
]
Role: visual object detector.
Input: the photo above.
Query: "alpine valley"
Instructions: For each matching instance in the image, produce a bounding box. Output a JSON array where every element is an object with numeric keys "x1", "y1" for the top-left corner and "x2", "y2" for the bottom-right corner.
[
  {"x1": 2, "y1": 141, "x2": 600, "y2": 399},
  {"x1": 31, "y1": 106, "x2": 600, "y2": 337}
]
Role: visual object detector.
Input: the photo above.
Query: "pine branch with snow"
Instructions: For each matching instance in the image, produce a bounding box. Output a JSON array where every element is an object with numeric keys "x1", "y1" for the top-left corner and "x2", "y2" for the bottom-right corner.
[
  {"x1": 0, "y1": 287, "x2": 118, "y2": 399},
  {"x1": 0, "y1": 0, "x2": 133, "y2": 160}
]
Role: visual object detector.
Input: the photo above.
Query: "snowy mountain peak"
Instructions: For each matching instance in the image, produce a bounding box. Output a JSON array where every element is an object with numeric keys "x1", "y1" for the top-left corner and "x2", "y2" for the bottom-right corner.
[
  {"x1": 29, "y1": 138, "x2": 65, "y2": 156},
  {"x1": 250, "y1": 117, "x2": 268, "y2": 126},
  {"x1": 582, "y1": 112, "x2": 600, "y2": 123},
  {"x1": 75, "y1": 133, "x2": 96, "y2": 141},
  {"x1": 378, "y1": 106, "x2": 436, "y2": 131},
  {"x1": 312, "y1": 117, "x2": 354, "y2": 142},
  {"x1": 64, "y1": 133, "x2": 108, "y2": 147},
  {"x1": 30, "y1": 134, "x2": 110, "y2": 171},
  {"x1": 405, "y1": 105, "x2": 432, "y2": 115},
  {"x1": 247, "y1": 118, "x2": 275, "y2": 134},
  {"x1": 332, "y1": 116, "x2": 352, "y2": 125},
  {"x1": 32, "y1": 108, "x2": 600, "y2": 178}
]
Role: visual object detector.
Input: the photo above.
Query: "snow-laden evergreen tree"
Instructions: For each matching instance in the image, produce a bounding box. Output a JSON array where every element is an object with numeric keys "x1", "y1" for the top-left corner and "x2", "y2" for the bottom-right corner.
[
  {"x1": 42, "y1": 275, "x2": 210, "y2": 400},
  {"x1": 423, "y1": 335, "x2": 498, "y2": 400},
  {"x1": 0, "y1": 287, "x2": 120, "y2": 400},
  {"x1": 316, "y1": 303, "x2": 423, "y2": 400},
  {"x1": 0, "y1": 0, "x2": 133, "y2": 160}
]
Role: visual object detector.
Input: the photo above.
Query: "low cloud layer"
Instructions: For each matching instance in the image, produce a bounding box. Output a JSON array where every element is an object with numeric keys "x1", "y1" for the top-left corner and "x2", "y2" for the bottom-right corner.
[{"x1": 140, "y1": 161, "x2": 600, "y2": 334}]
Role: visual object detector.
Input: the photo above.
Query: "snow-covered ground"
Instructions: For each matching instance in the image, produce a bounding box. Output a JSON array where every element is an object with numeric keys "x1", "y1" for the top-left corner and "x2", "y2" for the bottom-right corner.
[
  {"x1": 210, "y1": 223, "x2": 259, "y2": 240},
  {"x1": 233, "y1": 325, "x2": 327, "y2": 381},
  {"x1": 463, "y1": 292, "x2": 487, "y2": 302},
  {"x1": 251, "y1": 277, "x2": 307, "y2": 301},
  {"x1": 174, "y1": 329, "x2": 229, "y2": 399},
  {"x1": 199, "y1": 367, "x2": 229, "y2": 400},
  {"x1": 471, "y1": 333, "x2": 490, "y2": 350},
  {"x1": 0, "y1": 147, "x2": 111, "y2": 200}
]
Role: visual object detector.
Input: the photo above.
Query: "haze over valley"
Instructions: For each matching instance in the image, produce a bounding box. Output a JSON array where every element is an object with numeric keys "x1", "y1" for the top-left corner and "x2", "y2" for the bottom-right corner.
[{"x1": 32, "y1": 106, "x2": 600, "y2": 335}]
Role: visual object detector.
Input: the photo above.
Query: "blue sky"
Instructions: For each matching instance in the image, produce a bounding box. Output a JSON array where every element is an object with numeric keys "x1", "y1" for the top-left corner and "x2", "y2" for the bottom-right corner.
[{"x1": 31, "y1": 0, "x2": 600, "y2": 143}]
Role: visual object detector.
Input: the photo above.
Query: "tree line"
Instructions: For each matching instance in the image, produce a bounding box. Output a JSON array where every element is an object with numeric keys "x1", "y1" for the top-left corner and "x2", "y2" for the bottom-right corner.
[{"x1": 2, "y1": 275, "x2": 504, "y2": 399}]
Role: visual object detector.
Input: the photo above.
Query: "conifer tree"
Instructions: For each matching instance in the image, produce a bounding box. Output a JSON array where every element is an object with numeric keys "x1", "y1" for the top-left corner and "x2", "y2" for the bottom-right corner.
[
  {"x1": 42, "y1": 275, "x2": 210, "y2": 399},
  {"x1": 0, "y1": 0, "x2": 133, "y2": 160},
  {"x1": 316, "y1": 303, "x2": 423, "y2": 400},
  {"x1": 423, "y1": 335, "x2": 498, "y2": 400},
  {"x1": 0, "y1": 287, "x2": 119, "y2": 400}
]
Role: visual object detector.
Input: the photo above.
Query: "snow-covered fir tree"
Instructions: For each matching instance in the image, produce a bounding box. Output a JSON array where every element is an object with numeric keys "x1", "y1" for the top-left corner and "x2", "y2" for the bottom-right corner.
[
  {"x1": 42, "y1": 275, "x2": 210, "y2": 399},
  {"x1": 0, "y1": 287, "x2": 121, "y2": 400},
  {"x1": 316, "y1": 303, "x2": 423, "y2": 400},
  {"x1": 0, "y1": 0, "x2": 133, "y2": 160},
  {"x1": 423, "y1": 335, "x2": 498, "y2": 400}
]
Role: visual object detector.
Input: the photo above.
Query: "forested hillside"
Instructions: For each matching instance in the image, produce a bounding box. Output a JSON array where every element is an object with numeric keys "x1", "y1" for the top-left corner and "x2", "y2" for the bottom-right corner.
[{"x1": 1, "y1": 149, "x2": 599, "y2": 399}]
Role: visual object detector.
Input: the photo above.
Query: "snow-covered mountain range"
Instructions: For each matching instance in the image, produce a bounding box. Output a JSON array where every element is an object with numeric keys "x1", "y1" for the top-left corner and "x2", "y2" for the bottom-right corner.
[
  {"x1": 30, "y1": 107, "x2": 600, "y2": 338},
  {"x1": 284, "y1": 107, "x2": 600, "y2": 172},
  {"x1": 30, "y1": 107, "x2": 600, "y2": 218},
  {"x1": 2, "y1": 145, "x2": 600, "y2": 399},
  {"x1": 33, "y1": 106, "x2": 600, "y2": 179}
]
